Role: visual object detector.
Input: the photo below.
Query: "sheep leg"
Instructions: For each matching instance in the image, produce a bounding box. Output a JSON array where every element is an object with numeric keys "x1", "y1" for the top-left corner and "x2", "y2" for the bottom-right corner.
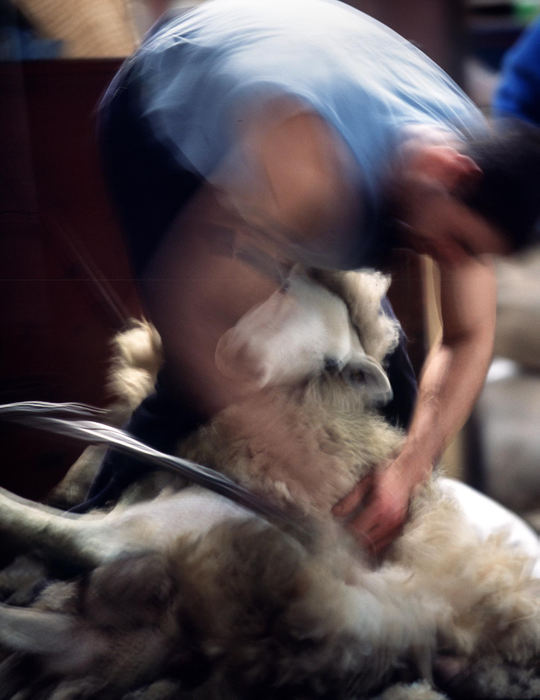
[
  {"x1": 0, "y1": 487, "x2": 126, "y2": 568},
  {"x1": 0, "y1": 484, "x2": 259, "y2": 573}
]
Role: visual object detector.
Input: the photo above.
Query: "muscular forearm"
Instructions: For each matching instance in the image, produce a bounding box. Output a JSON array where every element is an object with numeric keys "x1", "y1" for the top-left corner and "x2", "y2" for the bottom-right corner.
[
  {"x1": 401, "y1": 331, "x2": 493, "y2": 484},
  {"x1": 399, "y1": 258, "x2": 497, "y2": 485}
]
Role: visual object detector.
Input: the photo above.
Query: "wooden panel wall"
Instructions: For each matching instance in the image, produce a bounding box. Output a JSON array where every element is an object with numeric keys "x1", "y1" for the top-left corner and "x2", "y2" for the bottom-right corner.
[{"x1": 0, "y1": 59, "x2": 141, "y2": 498}]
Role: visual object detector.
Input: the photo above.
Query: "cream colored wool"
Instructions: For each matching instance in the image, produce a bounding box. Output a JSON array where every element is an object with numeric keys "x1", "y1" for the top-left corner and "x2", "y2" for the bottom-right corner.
[{"x1": 0, "y1": 268, "x2": 539, "y2": 699}]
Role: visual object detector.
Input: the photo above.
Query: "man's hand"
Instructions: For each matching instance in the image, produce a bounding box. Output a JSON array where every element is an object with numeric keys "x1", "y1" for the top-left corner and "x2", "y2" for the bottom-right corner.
[{"x1": 332, "y1": 454, "x2": 427, "y2": 554}]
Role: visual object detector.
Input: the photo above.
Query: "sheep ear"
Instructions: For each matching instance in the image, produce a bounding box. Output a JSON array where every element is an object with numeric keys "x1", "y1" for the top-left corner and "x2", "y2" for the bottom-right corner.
[{"x1": 0, "y1": 603, "x2": 105, "y2": 674}]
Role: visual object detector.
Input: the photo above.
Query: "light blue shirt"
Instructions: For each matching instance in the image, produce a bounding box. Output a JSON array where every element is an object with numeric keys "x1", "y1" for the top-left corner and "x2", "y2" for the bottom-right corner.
[{"x1": 117, "y1": 0, "x2": 486, "y2": 266}]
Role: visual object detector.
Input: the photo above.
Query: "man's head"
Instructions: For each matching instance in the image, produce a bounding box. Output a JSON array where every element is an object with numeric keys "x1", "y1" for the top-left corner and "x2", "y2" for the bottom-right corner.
[
  {"x1": 460, "y1": 121, "x2": 540, "y2": 252},
  {"x1": 396, "y1": 121, "x2": 540, "y2": 265}
]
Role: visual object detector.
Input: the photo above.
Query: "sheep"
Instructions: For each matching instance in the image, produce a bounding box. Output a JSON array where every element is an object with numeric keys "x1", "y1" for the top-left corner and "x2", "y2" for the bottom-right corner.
[{"x1": 0, "y1": 266, "x2": 539, "y2": 699}]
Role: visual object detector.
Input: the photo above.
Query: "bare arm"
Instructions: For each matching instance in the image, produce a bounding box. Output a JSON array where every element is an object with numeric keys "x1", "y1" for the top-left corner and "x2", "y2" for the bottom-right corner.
[
  {"x1": 403, "y1": 257, "x2": 496, "y2": 481},
  {"x1": 142, "y1": 109, "x2": 360, "y2": 417},
  {"x1": 335, "y1": 255, "x2": 497, "y2": 552}
]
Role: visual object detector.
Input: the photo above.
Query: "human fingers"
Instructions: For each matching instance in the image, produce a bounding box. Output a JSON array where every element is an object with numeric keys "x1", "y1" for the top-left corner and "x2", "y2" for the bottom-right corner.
[
  {"x1": 344, "y1": 495, "x2": 408, "y2": 552},
  {"x1": 347, "y1": 514, "x2": 402, "y2": 554},
  {"x1": 331, "y1": 476, "x2": 373, "y2": 517},
  {"x1": 369, "y1": 525, "x2": 404, "y2": 554}
]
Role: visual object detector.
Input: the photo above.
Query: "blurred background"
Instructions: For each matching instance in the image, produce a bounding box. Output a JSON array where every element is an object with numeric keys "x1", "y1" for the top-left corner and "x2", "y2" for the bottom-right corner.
[{"x1": 1, "y1": 0, "x2": 539, "y2": 528}]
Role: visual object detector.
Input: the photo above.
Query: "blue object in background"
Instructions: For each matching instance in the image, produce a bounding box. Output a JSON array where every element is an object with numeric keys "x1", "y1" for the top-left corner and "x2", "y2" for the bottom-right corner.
[
  {"x1": 0, "y1": 4, "x2": 62, "y2": 60},
  {"x1": 493, "y1": 17, "x2": 540, "y2": 125}
]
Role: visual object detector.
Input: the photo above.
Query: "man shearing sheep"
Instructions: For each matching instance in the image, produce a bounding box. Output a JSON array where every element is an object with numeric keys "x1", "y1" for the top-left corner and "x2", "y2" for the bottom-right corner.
[{"x1": 82, "y1": 0, "x2": 540, "y2": 554}]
